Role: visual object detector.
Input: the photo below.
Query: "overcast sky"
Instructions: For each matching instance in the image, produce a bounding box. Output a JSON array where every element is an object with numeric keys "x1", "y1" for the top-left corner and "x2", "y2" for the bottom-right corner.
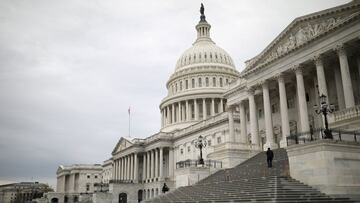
[{"x1": 0, "y1": 0, "x2": 350, "y2": 188}]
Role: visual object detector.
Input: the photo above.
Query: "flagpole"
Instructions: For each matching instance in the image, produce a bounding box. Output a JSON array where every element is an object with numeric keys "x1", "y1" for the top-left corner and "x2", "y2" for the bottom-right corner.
[{"x1": 128, "y1": 106, "x2": 131, "y2": 138}]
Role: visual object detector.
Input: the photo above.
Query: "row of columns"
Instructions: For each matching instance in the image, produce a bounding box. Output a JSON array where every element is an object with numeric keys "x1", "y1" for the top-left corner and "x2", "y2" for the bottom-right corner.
[
  {"x1": 161, "y1": 98, "x2": 225, "y2": 127},
  {"x1": 142, "y1": 147, "x2": 174, "y2": 182},
  {"x1": 228, "y1": 44, "x2": 356, "y2": 150},
  {"x1": 113, "y1": 153, "x2": 138, "y2": 182}
]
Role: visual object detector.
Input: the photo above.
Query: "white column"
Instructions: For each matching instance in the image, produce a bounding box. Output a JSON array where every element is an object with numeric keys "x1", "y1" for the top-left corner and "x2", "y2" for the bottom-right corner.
[
  {"x1": 262, "y1": 81, "x2": 277, "y2": 150},
  {"x1": 294, "y1": 66, "x2": 310, "y2": 133},
  {"x1": 155, "y1": 148, "x2": 159, "y2": 179},
  {"x1": 159, "y1": 148, "x2": 164, "y2": 179},
  {"x1": 228, "y1": 107, "x2": 235, "y2": 142},
  {"x1": 202, "y1": 98, "x2": 207, "y2": 119},
  {"x1": 334, "y1": 66, "x2": 345, "y2": 110},
  {"x1": 113, "y1": 160, "x2": 117, "y2": 180},
  {"x1": 211, "y1": 98, "x2": 215, "y2": 116},
  {"x1": 127, "y1": 156, "x2": 131, "y2": 180},
  {"x1": 249, "y1": 89, "x2": 259, "y2": 149},
  {"x1": 313, "y1": 55, "x2": 328, "y2": 101},
  {"x1": 117, "y1": 159, "x2": 120, "y2": 180},
  {"x1": 177, "y1": 103, "x2": 181, "y2": 123},
  {"x1": 134, "y1": 153, "x2": 138, "y2": 182},
  {"x1": 146, "y1": 152, "x2": 150, "y2": 180},
  {"x1": 143, "y1": 154, "x2": 146, "y2": 181},
  {"x1": 130, "y1": 154, "x2": 134, "y2": 180},
  {"x1": 239, "y1": 101, "x2": 247, "y2": 144},
  {"x1": 186, "y1": 100, "x2": 190, "y2": 121},
  {"x1": 151, "y1": 150, "x2": 155, "y2": 179},
  {"x1": 194, "y1": 99, "x2": 199, "y2": 120},
  {"x1": 122, "y1": 158, "x2": 125, "y2": 180},
  {"x1": 172, "y1": 104, "x2": 175, "y2": 124},
  {"x1": 277, "y1": 74, "x2": 290, "y2": 148},
  {"x1": 169, "y1": 148, "x2": 174, "y2": 177},
  {"x1": 123, "y1": 156, "x2": 127, "y2": 180},
  {"x1": 220, "y1": 99, "x2": 224, "y2": 113},
  {"x1": 161, "y1": 109, "x2": 164, "y2": 127},
  {"x1": 335, "y1": 44, "x2": 355, "y2": 108}
]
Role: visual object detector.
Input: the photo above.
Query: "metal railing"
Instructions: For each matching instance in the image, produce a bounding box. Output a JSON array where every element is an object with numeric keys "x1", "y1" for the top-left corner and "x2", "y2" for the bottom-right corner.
[
  {"x1": 109, "y1": 179, "x2": 134, "y2": 184},
  {"x1": 176, "y1": 159, "x2": 222, "y2": 169},
  {"x1": 286, "y1": 128, "x2": 360, "y2": 146}
]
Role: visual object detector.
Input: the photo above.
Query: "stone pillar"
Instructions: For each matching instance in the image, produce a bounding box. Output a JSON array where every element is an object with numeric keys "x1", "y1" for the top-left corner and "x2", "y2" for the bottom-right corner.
[
  {"x1": 262, "y1": 81, "x2": 277, "y2": 150},
  {"x1": 194, "y1": 99, "x2": 199, "y2": 120},
  {"x1": 203, "y1": 98, "x2": 207, "y2": 119},
  {"x1": 314, "y1": 55, "x2": 328, "y2": 102},
  {"x1": 169, "y1": 148, "x2": 174, "y2": 177},
  {"x1": 228, "y1": 107, "x2": 235, "y2": 142},
  {"x1": 186, "y1": 100, "x2": 190, "y2": 121},
  {"x1": 177, "y1": 103, "x2": 181, "y2": 122},
  {"x1": 143, "y1": 154, "x2": 146, "y2": 181},
  {"x1": 294, "y1": 65, "x2": 310, "y2": 133},
  {"x1": 134, "y1": 153, "x2": 138, "y2": 182},
  {"x1": 128, "y1": 156, "x2": 131, "y2": 180},
  {"x1": 335, "y1": 44, "x2": 355, "y2": 108},
  {"x1": 113, "y1": 160, "x2": 117, "y2": 180},
  {"x1": 123, "y1": 156, "x2": 126, "y2": 180},
  {"x1": 220, "y1": 99, "x2": 224, "y2": 113},
  {"x1": 117, "y1": 159, "x2": 120, "y2": 180},
  {"x1": 130, "y1": 154, "x2": 134, "y2": 180},
  {"x1": 147, "y1": 152, "x2": 150, "y2": 181},
  {"x1": 239, "y1": 101, "x2": 247, "y2": 144},
  {"x1": 161, "y1": 109, "x2": 164, "y2": 127},
  {"x1": 277, "y1": 74, "x2": 290, "y2": 148},
  {"x1": 211, "y1": 98, "x2": 215, "y2": 116},
  {"x1": 249, "y1": 89, "x2": 259, "y2": 149},
  {"x1": 159, "y1": 148, "x2": 164, "y2": 179},
  {"x1": 151, "y1": 150, "x2": 155, "y2": 179},
  {"x1": 155, "y1": 148, "x2": 159, "y2": 179},
  {"x1": 122, "y1": 158, "x2": 125, "y2": 180},
  {"x1": 172, "y1": 104, "x2": 175, "y2": 124},
  {"x1": 334, "y1": 66, "x2": 345, "y2": 110}
]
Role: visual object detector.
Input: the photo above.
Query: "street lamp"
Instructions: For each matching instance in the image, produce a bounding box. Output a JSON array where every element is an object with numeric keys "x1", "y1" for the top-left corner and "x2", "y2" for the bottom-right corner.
[
  {"x1": 194, "y1": 135, "x2": 207, "y2": 165},
  {"x1": 314, "y1": 94, "x2": 335, "y2": 139}
]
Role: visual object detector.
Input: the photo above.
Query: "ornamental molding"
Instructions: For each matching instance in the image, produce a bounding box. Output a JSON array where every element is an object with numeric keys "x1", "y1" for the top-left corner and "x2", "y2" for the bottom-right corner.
[{"x1": 242, "y1": 2, "x2": 360, "y2": 77}]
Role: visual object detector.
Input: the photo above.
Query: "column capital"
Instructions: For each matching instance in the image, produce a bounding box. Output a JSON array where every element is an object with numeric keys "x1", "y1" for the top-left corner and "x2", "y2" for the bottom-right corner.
[
  {"x1": 312, "y1": 54, "x2": 323, "y2": 66},
  {"x1": 273, "y1": 73, "x2": 285, "y2": 82},
  {"x1": 260, "y1": 80, "x2": 269, "y2": 89},
  {"x1": 291, "y1": 64, "x2": 303, "y2": 75},
  {"x1": 334, "y1": 44, "x2": 346, "y2": 56}
]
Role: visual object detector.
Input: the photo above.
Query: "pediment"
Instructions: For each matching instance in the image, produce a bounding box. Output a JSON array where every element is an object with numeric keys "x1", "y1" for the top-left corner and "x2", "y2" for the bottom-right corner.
[
  {"x1": 112, "y1": 137, "x2": 133, "y2": 155},
  {"x1": 243, "y1": 2, "x2": 360, "y2": 75}
]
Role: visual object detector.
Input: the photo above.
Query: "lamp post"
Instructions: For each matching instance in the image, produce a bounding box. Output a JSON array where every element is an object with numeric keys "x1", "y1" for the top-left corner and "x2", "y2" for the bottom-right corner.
[
  {"x1": 314, "y1": 94, "x2": 335, "y2": 139},
  {"x1": 194, "y1": 135, "x2": 207, "y2": 165}
]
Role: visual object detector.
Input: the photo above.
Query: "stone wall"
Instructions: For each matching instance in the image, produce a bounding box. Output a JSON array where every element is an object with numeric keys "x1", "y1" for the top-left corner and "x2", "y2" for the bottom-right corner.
[{"x1": 287, "y1": 140, "x2": 360, "y2": 195}]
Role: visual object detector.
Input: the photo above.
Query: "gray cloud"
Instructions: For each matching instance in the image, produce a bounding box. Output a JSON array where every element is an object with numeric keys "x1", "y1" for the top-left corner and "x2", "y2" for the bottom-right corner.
[{"x1": 0, "y1": 0, "x2": 350, "y2": 188}]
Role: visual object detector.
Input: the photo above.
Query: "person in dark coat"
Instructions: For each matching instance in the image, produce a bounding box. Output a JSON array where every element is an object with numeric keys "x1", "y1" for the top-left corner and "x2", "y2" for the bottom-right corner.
[
  {"x1": 266, "y1": 148, "x2": 274, "y2": 168},
  {"x1": 162, "y1": 183, "x2": 169, "y2": 193}
]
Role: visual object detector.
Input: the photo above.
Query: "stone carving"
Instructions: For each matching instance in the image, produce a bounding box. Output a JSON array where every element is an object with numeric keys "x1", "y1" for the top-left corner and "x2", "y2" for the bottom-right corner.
[{"x1": 263, "y1": 16, "x2": 342, "y2": 64}]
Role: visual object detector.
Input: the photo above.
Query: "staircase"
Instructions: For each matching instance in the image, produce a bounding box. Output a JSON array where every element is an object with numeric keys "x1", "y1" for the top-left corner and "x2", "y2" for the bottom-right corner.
[{"x1": 145, "y1": 149, "x2": 357, "y2": 203}]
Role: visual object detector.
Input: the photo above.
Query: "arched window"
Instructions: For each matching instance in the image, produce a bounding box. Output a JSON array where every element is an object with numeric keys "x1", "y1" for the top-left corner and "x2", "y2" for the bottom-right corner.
[
  {"x1": 225, "y1": 78, "x2": 229, "y2": 85},
  {"x1": 185, "y1": 80, "x2": 188, "y2": 89},
  {"x1": 220, "y1": 78, "x2": 223, "y2": 87},
  {"x1": 175, "y1": 83, "x2": 178, "y2": 92},
  {"x1": 180, "y1": 81, "x2": 183, "y2": 91},
  {"x1": 205, "y1": 77, "x2": 209, "y2": 87},
  {"x1": 213, "y1": 77, "x2": 216, "y2": 87},
  {"x1": 198, "y1": 78, "x2": 202, "y2": 87}
]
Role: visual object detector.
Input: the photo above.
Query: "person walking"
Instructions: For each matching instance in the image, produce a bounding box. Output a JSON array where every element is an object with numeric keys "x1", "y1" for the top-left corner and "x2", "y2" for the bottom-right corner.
[
  {"x1": 162, "y1": 183, "x2": 169, "y2": 193},
  {"x1": 266, "y1": 148, "x2": 274, "y2": 168}
]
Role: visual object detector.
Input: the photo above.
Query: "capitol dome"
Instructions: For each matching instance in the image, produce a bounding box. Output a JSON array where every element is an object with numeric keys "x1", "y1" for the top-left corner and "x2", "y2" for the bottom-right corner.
[{"x1": 159, "y1": 5, "x2": 240, "y2": 133}]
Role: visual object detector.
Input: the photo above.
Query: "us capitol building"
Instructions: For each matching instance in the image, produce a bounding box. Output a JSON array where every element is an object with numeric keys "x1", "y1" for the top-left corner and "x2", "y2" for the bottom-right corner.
[{"x1": 40, "y1": 1, "x2": 360, "y2": 203}]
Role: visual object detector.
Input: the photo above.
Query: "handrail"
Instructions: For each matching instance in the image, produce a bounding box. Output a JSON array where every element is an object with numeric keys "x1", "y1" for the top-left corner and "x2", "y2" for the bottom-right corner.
[{"x1": 176, "y1": 159, "x2": 222, "y2": 169}]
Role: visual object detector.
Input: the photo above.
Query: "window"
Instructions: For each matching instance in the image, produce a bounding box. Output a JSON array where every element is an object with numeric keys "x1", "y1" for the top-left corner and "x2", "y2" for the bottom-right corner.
[
  {"x1": 86, "y1": 184, "x2": 90, "y2": 191},
  {"x1": 192, "y1": 79, "x2": 195, "y2": 88},
  {"x1": 180, "y1": 148, "x2": 184, "y2": 155},
  {"x1": 258, "y1": 109, "x2": 263, "y2": 118},
  {"x1": 87, "y1": 175, "x2": 90, "y2": 179},
  {"x1": 94, "y1": 175, "x2": 98, "y2": 179},
  {"x1": 213, "y1": 77, "x2": 216, "y2": 87},
  {"x1": 175, "y1": 83, "x2": 178, "y2": 92},
  {"x1": 217, "y1": 137, "x2": 222, "y2": 144},
  {"x1": 205, "y1": 77, "x2": 209, "y2": 87},
  {"x1": 208, "y1": 140, "x2": 212, "y2": 146},
  {"x1": 198, "y1": 78, "x2": 202, "y2": 87},
  {"x1": 180, "y1": 81, "x2": 183, "y2": 91},
  {"x1": 247, "y1": 113, "x2": 250, "y2": 121},
  {"x1": 287, "y1": 98, "x2": 295, "y2": 109},
  {"x1": 225, "y1": 78, "x2": 229, "y2": 85},
  {"x1": 271, "y1": 103, "x2": 278, "y2": 114},
  {"x1": 306, "y1": 93, "x2": 310, "y2": 102},
  {"x1": 185, "y1": 80, "x2": 188, "y2": 89},
  {"x1": 187, "y1": 146, "x2": 191, "y2": 152},
  {"x1": 219, "y1": 78, "x2": 223, "y2": 87}
]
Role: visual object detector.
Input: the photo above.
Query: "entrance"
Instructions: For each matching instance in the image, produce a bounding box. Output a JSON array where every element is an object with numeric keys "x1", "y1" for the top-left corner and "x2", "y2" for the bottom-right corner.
[
  {"x1": 51, "y1": 198, "x2": 58, "y2": 203},
  {"x1": 138, "y1": 190, "x2": 143, "y2": 202},
  {"x1": 119, "y1": 193, "x2": 127, "y2": 203}
]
